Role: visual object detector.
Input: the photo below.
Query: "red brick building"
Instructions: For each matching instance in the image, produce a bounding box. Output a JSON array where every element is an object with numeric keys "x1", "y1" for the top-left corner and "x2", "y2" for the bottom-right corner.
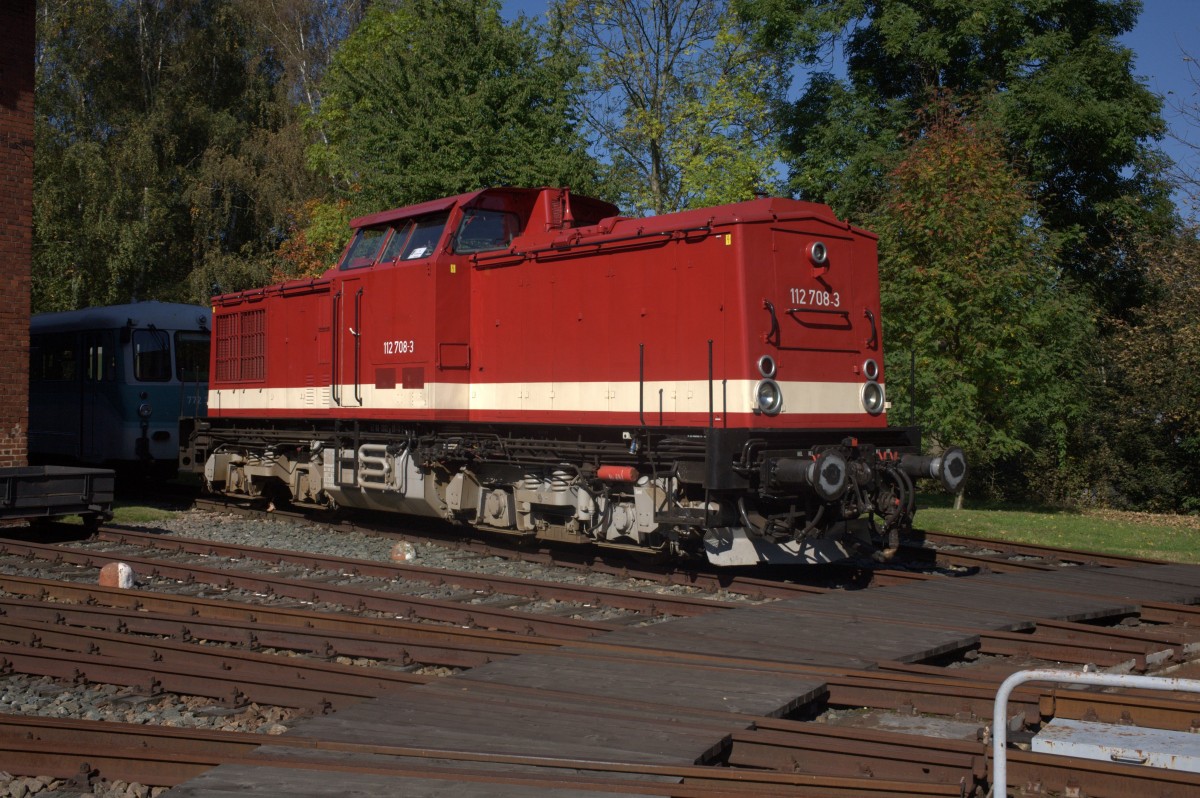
[{"x1": 0, "y1": 0, "x2": 34, "y2": 468}]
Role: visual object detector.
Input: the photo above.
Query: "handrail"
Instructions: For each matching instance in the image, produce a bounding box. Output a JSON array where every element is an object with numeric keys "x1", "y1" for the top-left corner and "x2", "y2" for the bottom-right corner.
[
  {"x1": 353, "y1": 286, "x2": 364, "y2": 406},
  {"x1": 471, "y1": 224, "x2": 714, "y2": 269},
  {"x1": 991, "y1": 668, "x2": 1200, "y2": 796},
  {"x1": 331, "y1": 289, "x2": 342, "y2": 406}
]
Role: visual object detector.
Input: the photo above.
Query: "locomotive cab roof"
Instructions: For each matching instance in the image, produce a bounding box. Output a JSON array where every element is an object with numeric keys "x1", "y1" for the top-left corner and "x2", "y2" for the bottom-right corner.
[
  {"x1": 330, "y1": 187, "x2": 866, "y2": 274},
  {"x1": 332, "y1": 187, "x2": 624, "y2": 275},
  {"x1": 347, "y1": 187, "x2": 621, "y2": 237}
]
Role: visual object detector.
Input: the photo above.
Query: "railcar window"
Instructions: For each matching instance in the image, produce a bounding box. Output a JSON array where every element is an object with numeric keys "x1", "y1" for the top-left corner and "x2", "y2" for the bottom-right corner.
[
  {"x1": 338, "y1": 227, "x2": 389, "y2": 270},
  {"x1": 453, "y1": 209, "x2": 519, "y2": 253},
  {"x1": 175, "y1": 332, "x2": 210, "y2": 382},
  {"x1": 133, "y1": 329, "x2": 172, "y2": 382},
  {"x1": 29, "y1": 333, "x2": 76, "y2": 381},
  {"x1": 86, "y1": 333, "x2": 116, "y2": 382}
]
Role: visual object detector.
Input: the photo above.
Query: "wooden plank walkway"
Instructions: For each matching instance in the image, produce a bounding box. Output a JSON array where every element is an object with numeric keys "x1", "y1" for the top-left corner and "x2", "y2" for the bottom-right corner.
[
  {"x1": 164, "y1": 762, "x2": 669, "y2": 797},
  {"x1": 163, "y1": 563, "x2": 1200, "y2": 797}
]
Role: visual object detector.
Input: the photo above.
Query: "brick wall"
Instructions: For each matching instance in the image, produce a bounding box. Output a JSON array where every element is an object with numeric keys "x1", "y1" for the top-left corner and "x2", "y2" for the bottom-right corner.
[{"x1": 0, "y1": 1, "x2": 35, "y2": 468}]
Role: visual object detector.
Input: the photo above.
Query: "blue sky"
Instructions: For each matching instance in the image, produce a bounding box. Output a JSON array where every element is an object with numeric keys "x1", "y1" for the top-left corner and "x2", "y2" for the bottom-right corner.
[
  {"x1": 1121, "y1": 0, "x2": 1199, "y2": 213},
  {"x1": 503, "y1": 1, "x2": 1199, "y2": 217}
]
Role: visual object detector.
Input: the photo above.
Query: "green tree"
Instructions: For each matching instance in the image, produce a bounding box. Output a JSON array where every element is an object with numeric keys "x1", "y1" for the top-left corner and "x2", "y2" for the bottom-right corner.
[
  {"x1": 309, "y1": 0, "x2": 601, "y2": 221},
  {"x1": 1102, "y1": 227, "x2": 1200, "y2": 511},
  {"x1": 741, "y1": 0, "x2": 1174, "y2": 313},
  {"x1": 34, "y1": 0, "x2": 329, "y2": 310},
  {"x1": 866, "y1": 106, "x2": 1094, "y2": 502},
  {"x1": 555, "y1": 0, "x2": 789, "y2": 214},
  {"x1": 241, "y1": 0, "x2": 368, "y2": 143}
]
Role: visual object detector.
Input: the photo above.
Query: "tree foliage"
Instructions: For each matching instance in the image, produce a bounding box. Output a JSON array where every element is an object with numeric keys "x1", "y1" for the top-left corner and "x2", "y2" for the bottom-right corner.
[
  {"x1": 240, "y1": 0, "x2": 366, "y2": 124},
  {"x1": 33, "y1": 0, "x2": 330, "y2": 310},
  {"x1": 866, "y1": 106, "x2": 1094, "y2": 498},
  {"x1": 555, "y1": 0, "x2": 789, "y2": 214},
  {"x1": 309, "y1": 0, "x2": 601, "y2": 221},
  {"x1": 1102, "y1": 228, "x2": 1200, "y2": 510},
  {"x1": 742, "y1": 0, "x2": 1174, "y2": 312}
]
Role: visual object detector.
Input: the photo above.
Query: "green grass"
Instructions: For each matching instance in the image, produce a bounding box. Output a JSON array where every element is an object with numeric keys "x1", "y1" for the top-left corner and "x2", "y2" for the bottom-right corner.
[
  {"x1": 46, "y1": 494, "x2": 1200, "y2": 564},
  {"x1": 58, "y1": 502, "x2": 180, "y2": 526},
  {"x1": 916, "y1": 496, "x2": 1200, "y2": 563}
]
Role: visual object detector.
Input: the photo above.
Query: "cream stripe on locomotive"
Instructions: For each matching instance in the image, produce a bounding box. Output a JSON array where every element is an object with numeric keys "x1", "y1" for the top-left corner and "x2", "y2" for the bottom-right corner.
[{"x1": 208, "y1": 379, "x2": 870, "y2": 417}]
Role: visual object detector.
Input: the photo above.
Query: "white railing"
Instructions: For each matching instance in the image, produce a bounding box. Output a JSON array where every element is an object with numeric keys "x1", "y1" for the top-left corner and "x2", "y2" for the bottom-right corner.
[{"x1": 991, "y1": 668, "x2": 1200, "y2": 796}]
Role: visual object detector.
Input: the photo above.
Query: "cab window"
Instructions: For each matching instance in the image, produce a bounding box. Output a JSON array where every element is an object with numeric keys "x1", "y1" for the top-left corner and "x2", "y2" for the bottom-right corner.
[
  {"x1": 453, "y1": 209, "x2": 519, "y2": 253},
  {"x1": 175, "y1": 331, "x2": 211, "y2": 382},
  {"x1": 30, "y1": 333, "x2": 76, "y2": 381},
  {"x1": 379, "y1": 219, "x2": 415, "y2": 263},
  {"x1": 379, "y1": 213, "x2": 449, "y2": 263},
  {"x1": 338, "y1": 227, "x2": 389, "y2": 270}
]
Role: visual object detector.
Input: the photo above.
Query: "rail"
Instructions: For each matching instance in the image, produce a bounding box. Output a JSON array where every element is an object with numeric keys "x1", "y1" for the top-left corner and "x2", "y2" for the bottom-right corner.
[{"x1": 990, "y1": 668, "x2": 1200, "y2": 796}]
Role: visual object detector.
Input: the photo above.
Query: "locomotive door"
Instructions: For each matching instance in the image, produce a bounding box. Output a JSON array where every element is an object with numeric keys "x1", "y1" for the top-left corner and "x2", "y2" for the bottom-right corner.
[{"x1": 332, "y1": 278, "x2": 364, "y2": 407}]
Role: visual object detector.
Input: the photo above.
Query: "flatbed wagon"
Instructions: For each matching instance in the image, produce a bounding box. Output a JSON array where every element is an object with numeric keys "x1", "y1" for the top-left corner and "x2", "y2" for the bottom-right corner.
[{"x1": 0, "y1": 465, "x2": 114, "y2": 530}]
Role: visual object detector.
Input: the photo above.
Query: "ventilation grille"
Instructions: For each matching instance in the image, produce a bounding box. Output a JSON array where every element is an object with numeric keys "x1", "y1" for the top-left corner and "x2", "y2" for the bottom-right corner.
[{"x1": 215, "y1": 309, "x2": 266, "y2": 382}]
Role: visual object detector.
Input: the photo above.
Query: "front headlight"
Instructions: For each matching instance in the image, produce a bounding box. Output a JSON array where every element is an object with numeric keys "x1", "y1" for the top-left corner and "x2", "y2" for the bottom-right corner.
[
  {"x1": 860, "y1": 381, "x2": 885, "y2": 415},
  {"x1": 754, "y1": 379, "x2": 783, "y2": 416},
  {"x1": 137, "y1": 402, "x2": 153, "y2": 419},
  {"x1": 808, "y1": 241, "x2": 829, "y2": 266}
]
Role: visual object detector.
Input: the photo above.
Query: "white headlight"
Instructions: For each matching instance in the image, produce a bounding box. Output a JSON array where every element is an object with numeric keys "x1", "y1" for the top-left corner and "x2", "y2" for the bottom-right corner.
[
  {"x1": 860, "y1": 381, "x2": 884, "y2": 415},
  {"x1": 138, "y1": 402, "x2": 153, "y2": 418},
  {"x1": 754, "y1": 379, "x2": 783, "y2": 415},
  {"x1": 808, "y1": 241, "x2": 828, "y2": 266}
]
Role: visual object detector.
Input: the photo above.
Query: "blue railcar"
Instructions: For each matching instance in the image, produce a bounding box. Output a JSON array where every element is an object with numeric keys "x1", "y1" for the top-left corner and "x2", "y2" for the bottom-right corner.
[{"x1": 29, "y1": 302, "x2": 210, "y2": 475}]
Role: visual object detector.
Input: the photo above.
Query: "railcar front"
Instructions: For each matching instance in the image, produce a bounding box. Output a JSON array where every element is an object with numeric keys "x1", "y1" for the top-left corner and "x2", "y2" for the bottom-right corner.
[
  {"x1": 188, "y1": 188, "x2": 964, "y2": 565},
  {"x1": 31, "y1": 302, "x2": 211, "y2": 475}
]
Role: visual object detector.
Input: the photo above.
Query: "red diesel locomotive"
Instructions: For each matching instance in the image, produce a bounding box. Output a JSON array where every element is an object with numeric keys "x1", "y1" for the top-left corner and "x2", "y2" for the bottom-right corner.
[{"x1": 182, "y1": 187, "x2": 965, "y2": 565}]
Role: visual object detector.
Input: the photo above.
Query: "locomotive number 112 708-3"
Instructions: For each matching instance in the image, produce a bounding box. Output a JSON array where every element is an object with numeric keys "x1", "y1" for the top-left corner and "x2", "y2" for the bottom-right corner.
[
  {"x1": 383, "y1": 339, "x2": 415, "y2": 355},
  {"x1": 789, "y1": 287, "x2": 841, "y2": 307}
]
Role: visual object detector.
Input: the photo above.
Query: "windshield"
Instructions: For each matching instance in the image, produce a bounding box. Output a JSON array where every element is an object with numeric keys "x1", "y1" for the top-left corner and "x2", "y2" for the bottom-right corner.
[
  {"x1": 338, "y1": 227, "x2": 389, "y2": 270},
  {"x1": 379, "y1": 213, "x2": 449, "y2": 262},
  {"x1": 453, "y1": 208, "x2": 519, "y2": 253},
  {"x1": 133, "y1": 329, "x2": 171, "y2": 382}
]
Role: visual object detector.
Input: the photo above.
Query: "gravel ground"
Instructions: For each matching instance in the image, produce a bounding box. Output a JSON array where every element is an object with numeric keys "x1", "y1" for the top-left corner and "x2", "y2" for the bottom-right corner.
[
  {"x1": 119, "y1": 508, "x2": 752, "y2": 602},
  {"x1": 0, "y1": 674, "x2": 297, "y2": 733}
]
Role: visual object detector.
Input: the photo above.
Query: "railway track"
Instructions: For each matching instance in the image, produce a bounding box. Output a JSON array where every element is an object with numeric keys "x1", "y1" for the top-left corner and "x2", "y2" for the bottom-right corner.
[
  {"x1": 190, "y1": 495, "x2": 1146, "y2": 593},
  {"x1": 3, "y1": 510, "x2": 1200, "y2": 797},
  {"x1": 2, "y1": 713, "x2": 961, "y2": 797},
  {"x1": 192, "y1": 495, "x2": 840, "y2": 598}
]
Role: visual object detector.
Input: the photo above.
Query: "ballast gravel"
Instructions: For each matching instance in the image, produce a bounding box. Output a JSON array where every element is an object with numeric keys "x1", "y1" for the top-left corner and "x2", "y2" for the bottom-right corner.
[{"x1": 120, "y1": 508, "x2": 750, "y2": 601}]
